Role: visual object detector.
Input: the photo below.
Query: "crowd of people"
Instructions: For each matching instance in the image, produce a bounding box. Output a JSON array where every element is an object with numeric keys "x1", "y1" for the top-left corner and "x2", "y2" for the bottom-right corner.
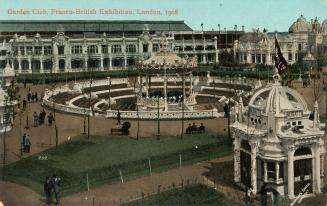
[
  {"x1": 44, "y1": 174, "x2": 62, "y2": 205},
  {"x1": 32, "y1": 109, "x2": 54, "y2": 127},
  {"x1": 186, "y1": 122, "x2": 205, "y2": 134}
]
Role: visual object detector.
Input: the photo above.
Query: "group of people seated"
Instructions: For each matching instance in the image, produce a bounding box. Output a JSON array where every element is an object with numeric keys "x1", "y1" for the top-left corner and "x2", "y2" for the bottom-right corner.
[{"x1": 186, "y1": 122, "x2": 205, "y2": 134}]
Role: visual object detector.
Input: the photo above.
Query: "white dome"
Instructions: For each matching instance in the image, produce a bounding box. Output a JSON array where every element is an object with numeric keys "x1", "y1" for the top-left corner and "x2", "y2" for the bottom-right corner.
[
  {"x1": 321, "y1": 19, "x2": 327, "y2": 34},
  {"x1": 248, "y1": 80, "x2": 308, "y2": 116},
  {"x1": 289, "y1": 15, "x2": 312, "y2": 33}
]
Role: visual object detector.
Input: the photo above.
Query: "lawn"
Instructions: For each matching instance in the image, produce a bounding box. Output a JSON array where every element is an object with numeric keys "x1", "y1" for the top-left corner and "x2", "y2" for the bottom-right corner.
[
  {"x1": 4, "y1": 134, "x2": 232, "y2": 195},
  {"x1": 123, "y1": 184, "x2": 241, "y2": 206}
]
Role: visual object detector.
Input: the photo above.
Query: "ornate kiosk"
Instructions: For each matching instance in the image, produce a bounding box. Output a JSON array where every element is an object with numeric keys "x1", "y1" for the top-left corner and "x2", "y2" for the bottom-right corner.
[{"x1": 231, "y1": 74, "x2": 325, "y2": 200}]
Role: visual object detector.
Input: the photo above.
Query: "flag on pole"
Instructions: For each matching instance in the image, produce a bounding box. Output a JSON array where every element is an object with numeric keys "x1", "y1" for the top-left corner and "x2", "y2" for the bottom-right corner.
[{"x1": 274, "y1": 37, "x2": 288, "y2": 75}]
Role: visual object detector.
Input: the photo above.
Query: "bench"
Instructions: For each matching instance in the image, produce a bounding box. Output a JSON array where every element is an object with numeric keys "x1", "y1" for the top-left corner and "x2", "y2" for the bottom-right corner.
[{"x1": 111, "y1": 127, "x2": 124, "y2": 135}]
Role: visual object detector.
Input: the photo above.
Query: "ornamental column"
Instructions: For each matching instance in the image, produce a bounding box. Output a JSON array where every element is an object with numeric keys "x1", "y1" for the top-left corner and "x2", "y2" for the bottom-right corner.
[
  {"x1": 314, "y1": 144, "x2": 321, "y2": 193},
  {"x1": 264, "y1": 162, "x2": 268, "y2": 181},
  {"x1": 124, "y1": 54, "x2": 127, "y2": 69},
  {"x1": 40, "y1": 58, "x2": 44, "y2": 73},
  {"x1": 234, "y1": 137, "x2": 241, "y2": 182},
  {"x1": 276, "y1": 162, "x2": 280, "y2": 181},
  {"x1": 18, "y1": 58, "x2": 22, "y2": 73},
  {"x1": 250, "y1": 142, "x2": 258, "y2": 194},
  {"x1": 53, "y1": 44, "x2": 59, "y2": 73},
  {"x1": 100, "y1": 55, "x2": 104, "y2": 71},
  {"x1": 28, "y1": 57, "x2": 32, "y2": 73},
  {"x1": 287, "y1": 146, "x2": 295, "y2": 198},
  {"x1": 189, "y1": 73, "x2": 193, "y2": 94},
  {"x1": 84, "y1": 57, "x2": 88, "y2": 71}
]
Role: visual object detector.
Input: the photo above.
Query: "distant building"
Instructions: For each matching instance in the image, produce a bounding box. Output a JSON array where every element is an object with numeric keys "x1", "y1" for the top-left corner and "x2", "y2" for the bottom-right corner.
[
  {"x1": 0, "y1": 20, "x2": 244, "y2": 73},
  {"x1": 234, "y1": 15, "x2": 327, "y2": 66}
]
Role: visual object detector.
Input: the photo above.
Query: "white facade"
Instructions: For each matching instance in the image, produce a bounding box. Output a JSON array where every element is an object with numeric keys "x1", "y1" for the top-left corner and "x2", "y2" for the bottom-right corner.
[{"x1": 231, "y1": 74, "x2": 325, "y2": 199}]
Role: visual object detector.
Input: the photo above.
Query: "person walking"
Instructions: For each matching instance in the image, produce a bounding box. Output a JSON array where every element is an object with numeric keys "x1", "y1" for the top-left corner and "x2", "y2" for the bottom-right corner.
[
  {"x1": 22, "y1": 98, "x2": 27, "y2": 110},
  {"x1": 44, "y1": 176, "x2": 52, "y2": 204},
  {"x1": 33, "y1": 111, "x2": 38, "y2": 127},
  {"x1": 27, "y1": 91, "x2": 32, "y2": 102},
  {"x1": 52, "y1": 174, "x2": 61, "y2": 205},
  {"x1": 23, "y1": 134, "x2": 31, "y2": 153},
  {"x1": 48, "y1": 113, "x2": 54, "y2": 126}
]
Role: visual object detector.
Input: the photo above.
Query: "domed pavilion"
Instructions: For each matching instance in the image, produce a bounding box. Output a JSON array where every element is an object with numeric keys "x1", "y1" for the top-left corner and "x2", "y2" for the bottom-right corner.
[
  {"x1": 231, "y1": 73, "x2": 325, "y2": 200},
  {"x1": 137, "y1": 37, "x2": 197, "y2": 111}
]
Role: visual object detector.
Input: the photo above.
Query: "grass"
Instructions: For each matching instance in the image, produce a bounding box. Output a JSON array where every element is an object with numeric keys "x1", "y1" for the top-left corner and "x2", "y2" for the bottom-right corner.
[
  {"x1": 4, "y1": 134, "x2": 232, "y2": 196},
  {"x1": 123, "y1": 184, "x2": 241, "y2": 206}
]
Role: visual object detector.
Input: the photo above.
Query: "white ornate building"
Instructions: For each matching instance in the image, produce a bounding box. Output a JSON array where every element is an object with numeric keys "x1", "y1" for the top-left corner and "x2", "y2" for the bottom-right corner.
[
  {"x1": 0, "y1": 20, "x2": 244, "y2": 73},
  {"x1": 234, "y1": 15, "x2": 327, "y2": 65},
  {"x1": 231, "y1": 74, "x2": 325, "y2": 199}
]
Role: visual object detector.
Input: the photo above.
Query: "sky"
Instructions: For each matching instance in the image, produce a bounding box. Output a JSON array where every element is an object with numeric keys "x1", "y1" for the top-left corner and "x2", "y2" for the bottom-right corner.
[{"x1": 0, "y1": 0, "x2": 326, "y2": 32}]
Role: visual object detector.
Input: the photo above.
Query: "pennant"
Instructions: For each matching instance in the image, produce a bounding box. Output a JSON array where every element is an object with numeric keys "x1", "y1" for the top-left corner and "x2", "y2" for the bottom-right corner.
[{"x1": 274, "y1": 37, "x2": 288, "y2": 75}]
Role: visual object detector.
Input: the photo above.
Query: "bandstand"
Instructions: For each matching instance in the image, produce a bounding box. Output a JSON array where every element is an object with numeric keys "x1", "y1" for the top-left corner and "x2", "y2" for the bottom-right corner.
[{"x1": 137, "y1": 37, "x2": 197, "y2": 112}]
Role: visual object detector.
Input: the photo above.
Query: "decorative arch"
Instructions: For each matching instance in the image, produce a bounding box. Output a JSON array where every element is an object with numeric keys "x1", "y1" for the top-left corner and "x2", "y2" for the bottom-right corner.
[
  {"x1": 241, "y1": 139, "x2": 251, "y2": 152},
  {"x1": 294, "y1": 146, "x2": 312, "y2": 156}
]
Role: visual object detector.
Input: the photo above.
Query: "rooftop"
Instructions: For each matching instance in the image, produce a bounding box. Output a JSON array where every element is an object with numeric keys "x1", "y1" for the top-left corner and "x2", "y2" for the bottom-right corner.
[{"x1": 0, "y1": 20, "x2": 193, "y2": 33}]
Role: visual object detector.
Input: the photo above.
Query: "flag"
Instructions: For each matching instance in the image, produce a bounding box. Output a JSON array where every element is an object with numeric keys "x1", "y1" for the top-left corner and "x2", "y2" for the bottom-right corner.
[{"x1": 274, "y1": 37, "x2": 287, "y2": 75}]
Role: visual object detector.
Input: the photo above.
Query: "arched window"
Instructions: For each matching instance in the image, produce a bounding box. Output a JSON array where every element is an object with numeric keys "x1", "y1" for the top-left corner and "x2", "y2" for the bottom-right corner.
[
  {"x1": 294, "y1": 147, "x2": 312, "y2": 156},
  {"x1": 87, "y1": 45, "x2": 98, "y2": 54}
]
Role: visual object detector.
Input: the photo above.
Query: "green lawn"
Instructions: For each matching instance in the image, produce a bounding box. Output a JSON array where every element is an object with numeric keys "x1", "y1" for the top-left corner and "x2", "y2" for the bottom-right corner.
[
  {"x1": 124, "y1": 184, "x2": 241, "y2": 206},
  {"x1": 5, "y1": 134, "x2": 232, "y2": 195}
]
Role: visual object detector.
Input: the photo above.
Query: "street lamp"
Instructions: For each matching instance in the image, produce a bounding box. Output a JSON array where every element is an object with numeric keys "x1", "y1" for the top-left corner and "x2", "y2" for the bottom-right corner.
[{"x1": 107, "y1": 76, "x2": 111, "y2": 109}]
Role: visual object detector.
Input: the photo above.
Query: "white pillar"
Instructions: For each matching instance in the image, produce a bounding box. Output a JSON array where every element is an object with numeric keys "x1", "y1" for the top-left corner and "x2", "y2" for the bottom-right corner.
[
  {"x1": 109, "y1": 53, "x2": 112, "y2": 70},
  {"x1": 314, "y1": 144, "x2": 321, "y2": 193},
  {"x1": 84, "y1": 57, "x2": 88, "y2": 71},
  {"x1": 124, "y1": 54, "x2": 127, "y2": 69},
  {"x1": 53, "y1": 44, "x2": 59, "y2": 73},
  {"x1": 250, "y1": 142, "x2": 257, "y2": 194},
  {"x1": 28, "y1": 58, "x2": 32, "y2": 73},
  {"x1": 40, "y1": 58, "x2": 44, "y2": 73},
  {"x1": 276, "y1": 162, "x2": 280, "y2": 181},
  {"x1": 189, "y1": 73, "x2": 193, "y2": 94},
  {"x1": 18, "y1": 58, "x2": 22, "y2": 73},
  {"x1": 234, "y1": 138, "x2": 241, "y2": 182},
  {"x1": 163, "y1": 65, "x2": 168, "y2": 111},
  {"x1": 287, "y1": 146, "x2": 295, "y2": 198},
  {"x1": 100, "y1": 55, "x2": 104, "y2": 71}
]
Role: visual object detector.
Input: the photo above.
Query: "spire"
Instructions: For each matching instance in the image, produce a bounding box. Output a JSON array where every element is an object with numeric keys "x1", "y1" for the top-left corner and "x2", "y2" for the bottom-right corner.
[{"x1": 313, "y1": 100, "x2": 320, "y2": 129}]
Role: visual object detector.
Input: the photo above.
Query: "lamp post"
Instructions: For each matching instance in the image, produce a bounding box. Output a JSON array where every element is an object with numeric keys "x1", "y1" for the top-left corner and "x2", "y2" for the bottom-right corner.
[
  {"x1": 107, "y1": 76, "x2": 111, "y2": 109},
  {"x1": 218, "y1": 24, "x2": 221, "y2": 49}
]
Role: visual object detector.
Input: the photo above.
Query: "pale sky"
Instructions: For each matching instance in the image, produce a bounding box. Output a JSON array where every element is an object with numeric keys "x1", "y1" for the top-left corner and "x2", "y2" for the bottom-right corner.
[{"x1": 0, "y1": 0, "x2": 326, "y2": 32}]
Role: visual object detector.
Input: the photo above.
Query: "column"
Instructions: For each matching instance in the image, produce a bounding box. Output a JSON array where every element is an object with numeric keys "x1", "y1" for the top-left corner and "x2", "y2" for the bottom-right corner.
[
  {"x1": 18, "y1": 58, "x2": 22, "y2": 73},
  {"x1": 84, "y1": 57, "x2": 88, "y2": 71},
  {"x1": 276, "y1": 162, "x2": 280, "y2": 181},
  {"x1": 124, "y1": 54, "x2": 127, "y2": 69},
  {"x1": 189, "y1": 73, "x2": 193, "y2": 94},
  {"x1": 264, "y1": 162, "x2": 268, "y2": 182},
  {"x1": 234, "y1": 138, "x2": 241, "y2": 182},
  {"x1": 40, "y1": 58, "x2": 44, "y2": 73},
  {"x1": 287, "y1": 146, "x2": 295, "y2": 198},
  {"x1": 65, "y1": 57, "x2": 71, "y2": 72},
  {"x1": 163, "y1": 65, "x2": 168, "y2": 111},
  {"x1": 145, "y1": 72, "x2": 149, "y2": 98},
  {"x1": 314, "y1": 144, "x2": 321, "y2": 193},
  {"x1": 250, "y1": 142, "x2": 257, "y2": 194},
  {"x1": 53, "y1": 44, "x2": 59, "y2": 73},
  {"x1": 100, "y1": 56, "x2": 104, "y2": 71},
  {"x1": 203, "y1": 54, "x2": 207, "y2": 64},
  {"x1": 28, "y1": 58, "x2": 32, "y2": 73},
  {"x1": 109, "y1": 54, "x2": 112, "y2": 70}
]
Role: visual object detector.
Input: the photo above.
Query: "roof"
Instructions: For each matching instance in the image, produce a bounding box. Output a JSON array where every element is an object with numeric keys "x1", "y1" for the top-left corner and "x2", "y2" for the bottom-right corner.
[{"x1": 0, "y1": 20, "x2": 193, "y2": 33}]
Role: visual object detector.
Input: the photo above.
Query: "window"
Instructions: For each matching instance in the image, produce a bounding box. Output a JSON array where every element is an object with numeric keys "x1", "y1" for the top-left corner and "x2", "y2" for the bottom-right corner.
[
  {"x1": 87, "y1": 45, "x2": 98, "y2": 54},
  {"x1": 44, "y1": 46, "x2": 52, "y2": 55},
  {"x1": 262, "y1": 54, "x2": 266, "y2": 64},
  {"x1": 153, "y1": 44, "x2": 159, "y2": 52},
  {"x1": 34, "y1": 46, "x2": 42, "y2": 55},
  {"x1": 111, "y1": 45, "x2": 122, "y2": 53},
  {"x1": 20, "y1": 47, "x2": 25, "y2": 55},
  {"x1": 126, "y1": 44, "x2": 136, "y2": 53},
  {"x1": 251, "y1": 54, "x2": 255, "y2": 63},
  {"x1": 279, "y1": 162, "x2": 284, "y2": 180},
  {"x1": 244, "y1": 54, "x2": 247, "y2": 61},
  {"x1": 102, "y1": 45, "x2": 108, "y2": 54},
  {"x1": 72, "y1": 45, "x2": 82, "y2": 54},
  {"x1": 298, "y1": 121, "x2": 302, "y2": 125},
  {"x1": 143, "y1": 44, "x2": 148, "y2": 52},
  {"x1": 267, "y1": 162, "x2": 276, "y2": 181},
  {"x1": 288, "y1": 53, "x2": 293, "y2": 61},
  {"x1": 298, "y1": 44, "x2": 302, "y2": 51},
  {"x1": 26, "y1": 46, "x2": 33, "y2": 55},
  {"x1": 58, "y1": 46, "x2": 65, "y2": 55},
  {"x1": 292, "y1": 122, "x2": 296, "y2": 126}
]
